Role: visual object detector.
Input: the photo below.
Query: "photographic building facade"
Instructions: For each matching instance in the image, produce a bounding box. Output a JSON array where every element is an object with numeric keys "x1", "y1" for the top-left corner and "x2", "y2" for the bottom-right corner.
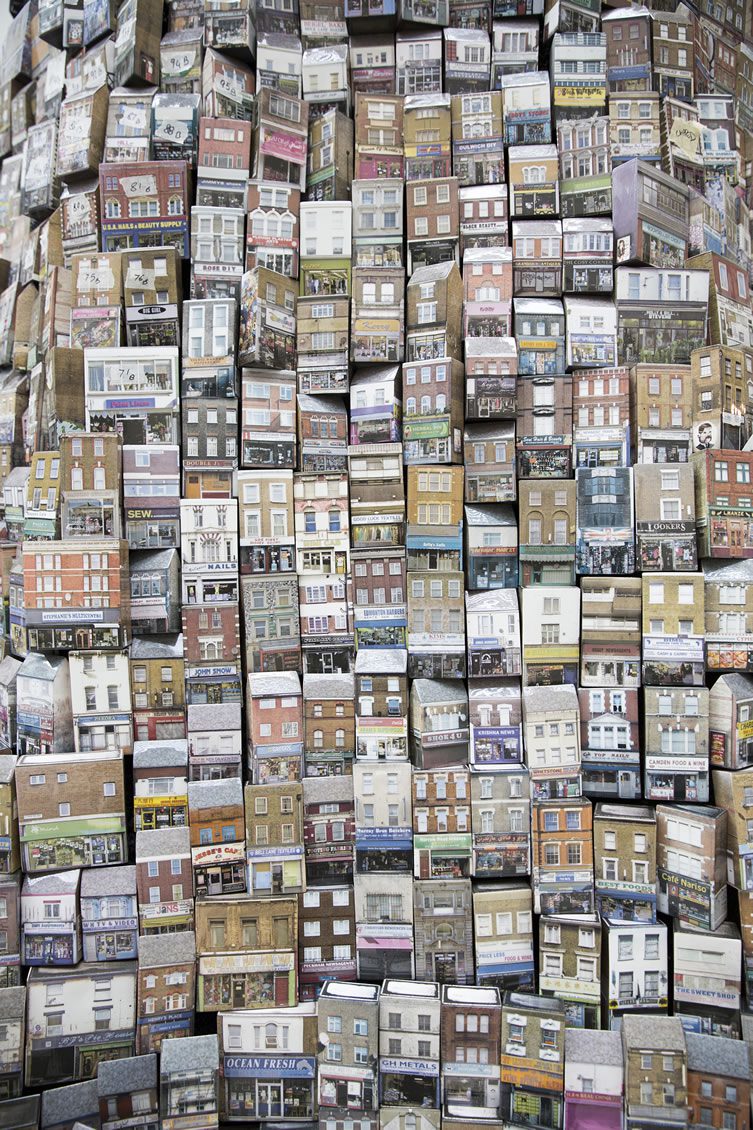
[{"x1": 3, "y1": 1, "x2": 753, "y2": 1124}]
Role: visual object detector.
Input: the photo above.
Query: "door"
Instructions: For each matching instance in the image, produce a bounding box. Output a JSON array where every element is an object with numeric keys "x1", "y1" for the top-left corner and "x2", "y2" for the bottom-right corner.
[
  {"x1": 434, "y1": 952, "x2": 456, "y2": 982},
  {"x1": 618, "y1": 771, "x2": 632, "y2": 799},
  {"x1": 543, "y1": 566, "x2": 572, "y2": 585},
  {"x1": 257, "y1": 1083, "x2": 282, "y2": 1117},
  {"x1": 123, "y1": 418, "x2": 145, "y2": 444},
  {"x1": 232, "y1": 976, "x2": 246, "y2": 1007}
]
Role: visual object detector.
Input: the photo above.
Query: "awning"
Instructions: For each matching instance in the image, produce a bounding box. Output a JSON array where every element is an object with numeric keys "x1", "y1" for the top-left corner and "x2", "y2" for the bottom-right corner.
[
  {"x1": 22, "y1": 816, "x2": 126, "y2": 841},
  {"x1": 356, "y1": 935, "x2": 414, "y2": 950}
]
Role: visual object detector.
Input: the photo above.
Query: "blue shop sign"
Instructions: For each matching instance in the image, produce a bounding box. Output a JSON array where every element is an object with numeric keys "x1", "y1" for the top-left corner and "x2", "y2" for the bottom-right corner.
[
  {"x1": 406, "y1": 534, "x2": 463, "y2": 551},
  {"x1": 223, "y1": 1055, "x2": 317, "y2": 1079},
  {"x1": 608, "y1": 64, "x2": 651, "y2": 80},
  {"x1": 105, "y1": 398, "x2": 157, "y2": 409},
  {"x1": 356, "y1": 827, "x2": 412, "y2": 846}
]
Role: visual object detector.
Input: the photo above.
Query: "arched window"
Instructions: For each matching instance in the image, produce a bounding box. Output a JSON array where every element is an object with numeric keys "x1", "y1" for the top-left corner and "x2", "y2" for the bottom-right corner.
[
  {"x1": 435, "y1": 393, "x2": 447, "y2": 412},
  {"x1": 406, "y1": 397, "x2": 416, "y2": 414},
  {"x1": 167, "y1": 196, "x2": 183, "y2": 215},
  {"x1": 421, "y1": 395, "x2": 431, "y2": 414},
  {"x1": 335, "y1": 729, "x2": 345, "y2": 747},
  {"x1": 313, "y1": 729, "x2": 324, "y2": 748}
]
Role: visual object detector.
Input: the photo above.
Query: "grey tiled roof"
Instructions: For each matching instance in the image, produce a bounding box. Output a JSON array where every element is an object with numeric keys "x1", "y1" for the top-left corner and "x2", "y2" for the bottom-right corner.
[
  {"x1": 522, "y1": 684, "x2": 579, "y2": 712},
  {"x1": 503, "y1": 991, "x2": 565, "y2": 1015},
  {"x1": 19, "y1": 652, "x2": 64, "y2": 681},
  {"x1": 97, "y1": 1052, "x2": 157, "y2": 1097},
  {"x1": 464, "y1": 337, "x2": 516, "y2": 357},
  {"x1": 0, "y1": 985, "x2": 25, "y2": 1020},
  {"x1": 464, "y1": 421, "x2": 514, "y2": 441},
  {"x1": 565, "y1": 1028, "x2": 622, "y2": 1066},
  {"x1": 129, "y1": 633, "x2": 184, "y2": 659},
  {"x1": 41, "y1": 1080, "x2": 98, "y2": 1127},
  {"x1": 562, "y1": 216, "x2": 613, "y2": 234},
  {"x1": 463, "y1": 246, "x2": 512, "y2": 265},
  {"x1": 0, "y1": 1096, "x2": 40, "y2": 1130},
  {"x1": 465, "y1": 504, "x2": 517, "y2": 527},
  {"x1": 303, "y1": 43, "x2": 347, "y2": 63},
  {"x1": 136, "y1": 826, "x2": 192, "y2": 858},
  {"x1": 349, "y1": 364, "x2": 400, "y2": 387},
  {"x1": 511, "y1": 218, "x2": 561, "y2": 237},
  {"x1": 412, "y1": 678, "x2": 469, "y2": 705},
  {"x1": 509, "y1": 143, "x2": 559, "y2": 161},
  {"x1": 595, "y1": 803, "x2": 656, "y2": 824},
  {"x1": 133, "y1": 741, "x2": 188, "y2": 769},
  {"x1": 408, "y1": 260, "x2": 456, "y2": 285},
  {"x1": 355, "y1": 648, "x2": 407, "y2": 674},
  {"x1": 513, "y1": 297, "x2": 564, "y2": 315},
  {"x1": 711, "y1": 672, "x2": 753, "y2": 698},
  {"x1": 685, "y1": 1032, "x2": 750, "y2": 1078},
  {"x1": 161, "y1": 1034, "x2": 219, "y2": 1075},
  {"x1": 138, "y1": 930, "x2": 196, "y2": 968},
  {"x1": 22, "y1": 870, "x2": 80, "y2": 896},
  {"x1": 0, "y1": 655, "x2": 21, "y2": 688},
  {"x1": 602, "y1": 3, "x2": 651, "y2": 18},
  {"x1": 247, "y1": 671, "x2": 302, "y2": 697},
  {"x1": 3, "y1": 466, "x2": 28, "y2": 489},
  {"x1": 80, "y1": 865, "x2": 136, "y2": 898},
  {"x1": 186, "y1": 701, "x2": 242, "y2": 729},
  {"x1": 297, "y1": 392, "x2": 347, "y2": 414},
  {"x1": 622, "y1": 1014, "x2": 685, "y2": 1052},
  {"x1": 303, "y1": 672, "x2": 355, "y2": 699},
  {"x1": 129, "y1": 548, "x2": 176, "y2": 571},
  {"x1": 258, "y1": 31, "x2": 301, "y2": 48},
  {"x1": 187, "y1": 776, "x2": 243, "y2": 810},
  {"x1": 466, "y1": 589, "x2": 519, "y2": 614},
  {"x1": 303, "y1": 775, "x2": 354, "y2": 804},
  {"x1": 404, "y1": 93, "x2": 451, "y2": 111}
]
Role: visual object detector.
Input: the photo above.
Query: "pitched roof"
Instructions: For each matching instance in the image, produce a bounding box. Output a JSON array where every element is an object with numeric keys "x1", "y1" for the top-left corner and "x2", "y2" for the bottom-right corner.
[
  {"x1": 80, "y1": 865, "x2": 136, "y2": 898},
  {"x1": 161, "y1": 1034, "x2": 219, "y2": 1075},
  {"x1": 685, "y1": 1033, "x2": 749, "y2": 1078},
  {"x1": 97, "y1": 1053, "x2": 157, "y2": 1097}
]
